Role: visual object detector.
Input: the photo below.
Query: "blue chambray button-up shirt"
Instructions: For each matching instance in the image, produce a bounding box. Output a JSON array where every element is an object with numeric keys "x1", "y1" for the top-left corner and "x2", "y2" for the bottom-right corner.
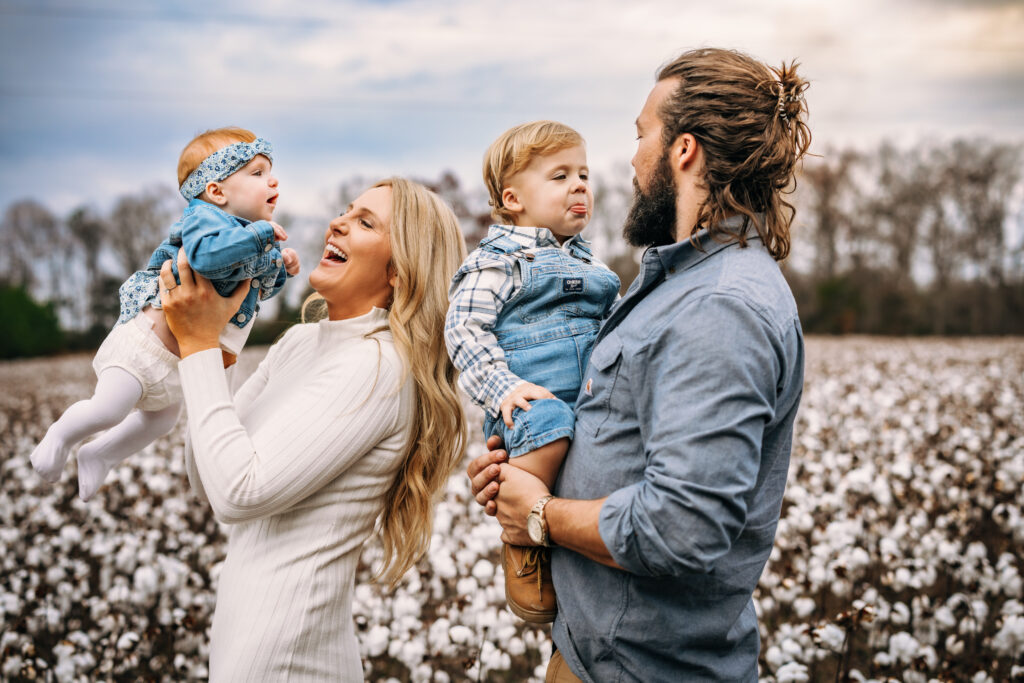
[{"x1": 551, "y1": 218, "x2": 804, "y2": 682}]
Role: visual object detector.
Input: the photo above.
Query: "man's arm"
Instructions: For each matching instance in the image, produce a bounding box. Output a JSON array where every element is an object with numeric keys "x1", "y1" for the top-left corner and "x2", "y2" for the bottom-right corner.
[{"x1": 492, "y1": 463, "x2": 622, "y2": 569}]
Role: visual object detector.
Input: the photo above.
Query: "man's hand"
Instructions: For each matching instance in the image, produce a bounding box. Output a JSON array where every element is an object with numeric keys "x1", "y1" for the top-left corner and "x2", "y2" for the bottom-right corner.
[
  {"x1": 494, "y1": 464, "x2": 550, "y2": 545},
  {"x1": 282, "y1": 247, "x2": 300, "y2": 275},
  {"x1": 499, "y1": 382, "x2": 556, "y2": 428},
  {"x1": 467, "y1": 435, "x2": 507, "y2": 516}
]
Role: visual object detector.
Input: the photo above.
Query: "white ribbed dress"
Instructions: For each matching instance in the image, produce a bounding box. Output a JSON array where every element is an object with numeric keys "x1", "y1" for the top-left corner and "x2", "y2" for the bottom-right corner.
[{"x1": 178, "y1": 307, "x2": 415, "y2": 682}]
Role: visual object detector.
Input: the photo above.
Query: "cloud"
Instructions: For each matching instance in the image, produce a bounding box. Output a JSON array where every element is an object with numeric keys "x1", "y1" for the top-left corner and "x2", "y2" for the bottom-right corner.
[{"x1": 1, "y1": 0, "x2": 1022, "y2": 218}]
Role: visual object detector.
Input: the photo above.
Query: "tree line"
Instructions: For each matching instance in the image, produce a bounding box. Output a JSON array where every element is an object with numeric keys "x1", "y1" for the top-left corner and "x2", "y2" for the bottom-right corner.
[{"x1": 1, "y1": 139, "x2": 1022, "y2": 359}]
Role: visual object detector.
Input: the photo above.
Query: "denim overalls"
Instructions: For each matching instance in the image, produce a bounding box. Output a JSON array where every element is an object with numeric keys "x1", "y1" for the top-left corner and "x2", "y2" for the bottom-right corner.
[{"x1": 481, "y1": 234, "x2": 620, "y2": 456}]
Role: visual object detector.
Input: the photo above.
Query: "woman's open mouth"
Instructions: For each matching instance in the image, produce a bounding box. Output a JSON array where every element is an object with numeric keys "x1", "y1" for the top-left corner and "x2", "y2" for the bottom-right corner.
[{"x1": 325, "y1": 243, "x2": 348, "y2": 262}]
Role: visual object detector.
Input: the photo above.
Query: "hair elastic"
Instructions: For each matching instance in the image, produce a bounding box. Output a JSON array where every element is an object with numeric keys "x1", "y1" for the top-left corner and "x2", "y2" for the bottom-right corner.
[
  {"x1": 179, "y1": 138, "x2": 273, "y2": 200},
  {"x1": 776, "y1": 84, "x2": 804, "y2": 123}
]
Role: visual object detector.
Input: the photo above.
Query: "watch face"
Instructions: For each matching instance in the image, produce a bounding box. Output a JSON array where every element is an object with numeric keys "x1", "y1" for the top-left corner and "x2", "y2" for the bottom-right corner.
[{"x1": 527, "y1": 514, "x2": 543, "y2": 544}]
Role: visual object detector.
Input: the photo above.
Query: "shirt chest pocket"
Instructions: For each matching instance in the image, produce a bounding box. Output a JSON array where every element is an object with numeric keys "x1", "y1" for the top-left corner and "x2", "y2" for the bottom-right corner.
[{"x1": 575, "y1": 330, "x2": 625, "y2": 437}]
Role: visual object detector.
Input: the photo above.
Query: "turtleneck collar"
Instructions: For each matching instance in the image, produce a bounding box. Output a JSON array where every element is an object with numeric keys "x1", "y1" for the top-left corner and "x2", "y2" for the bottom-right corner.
[{"x1": 316, "y1": 307, "x2": 390, "y2": 344}]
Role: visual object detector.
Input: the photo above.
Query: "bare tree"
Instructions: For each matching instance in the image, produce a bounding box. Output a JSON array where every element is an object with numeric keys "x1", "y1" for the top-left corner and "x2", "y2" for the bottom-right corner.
[
  {"x1": 106, "y1": 187, "x2": 177, "y2": 278},
  {"x1": 798, "y1": 149, "x2": 859, "y2": 280},
  {"x1": 0, "y1": 199, "x2": 59, "y2": 291},
  {"x1": 67, "y1": 206, "x2": 110, "y2": 329}
]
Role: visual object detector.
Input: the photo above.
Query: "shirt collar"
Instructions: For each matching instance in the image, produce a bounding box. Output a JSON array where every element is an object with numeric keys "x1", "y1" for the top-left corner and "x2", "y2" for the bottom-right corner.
[
  {"x1": 649, "y1": 214, "x2": 764, "y2": 275},
  {"x1": 187, "y1": 197, "x2": 251, "y2": 225},
  {"x1": 487, "y1": 224, "x2": 588, "y2": 251}
]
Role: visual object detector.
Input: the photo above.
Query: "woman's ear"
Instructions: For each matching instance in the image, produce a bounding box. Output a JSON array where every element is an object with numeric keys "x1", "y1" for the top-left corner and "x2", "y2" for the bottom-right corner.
[{"x1": 387, "y1": 264, "x2": 398, "y2": 289}]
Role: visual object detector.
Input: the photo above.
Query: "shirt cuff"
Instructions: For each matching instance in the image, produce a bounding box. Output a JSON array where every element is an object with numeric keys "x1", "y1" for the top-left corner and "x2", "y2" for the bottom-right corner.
[
  {"x1": 248, "y1": 220, "x2": 277, "y2": 248},
  {"x1": 178, "y1": 347, "x2": 232, "y2": 409},
  {"x1": 598, "y1": 483, "x2": 647, "y2": 574}
]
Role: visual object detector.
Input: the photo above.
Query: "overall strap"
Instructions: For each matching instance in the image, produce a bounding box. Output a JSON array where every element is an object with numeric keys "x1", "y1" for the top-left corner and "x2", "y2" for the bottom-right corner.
[
  {"x1": 566, "y1": 238, "x2": 594, "y2": 262},
  {"x1": 478, "y1": 234, "x2": 524, "y2": 256}
]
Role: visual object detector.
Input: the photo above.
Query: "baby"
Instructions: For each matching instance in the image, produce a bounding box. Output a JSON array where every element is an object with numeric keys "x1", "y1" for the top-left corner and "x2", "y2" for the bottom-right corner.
[
  {"x1": 31, "y1": 126, "x2": 300, "y2": 501},
  {"x1": 445, "y1": 121, "x2": 620, "y2": 622}
]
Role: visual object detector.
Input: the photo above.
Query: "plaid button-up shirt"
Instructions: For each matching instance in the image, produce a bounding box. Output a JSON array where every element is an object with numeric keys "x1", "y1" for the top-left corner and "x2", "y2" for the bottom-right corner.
[{"x1": 445, "y1": 224, "x2": 603, "y2": 417}]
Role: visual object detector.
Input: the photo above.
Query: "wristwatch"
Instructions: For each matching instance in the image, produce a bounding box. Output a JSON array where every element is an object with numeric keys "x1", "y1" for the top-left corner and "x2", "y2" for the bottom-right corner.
[{"x1": 527, "y1": 495, "x2": 555, "y2": 547}]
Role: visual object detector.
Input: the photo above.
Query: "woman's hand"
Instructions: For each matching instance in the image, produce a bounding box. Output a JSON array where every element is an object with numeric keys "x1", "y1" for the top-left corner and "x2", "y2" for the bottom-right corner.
[
  {"x1": 160, "y1": 248, "x2": 251, "y2": 358},
  {"x1": 467, "y1": 435, "x2": 507, "y2": 516}
]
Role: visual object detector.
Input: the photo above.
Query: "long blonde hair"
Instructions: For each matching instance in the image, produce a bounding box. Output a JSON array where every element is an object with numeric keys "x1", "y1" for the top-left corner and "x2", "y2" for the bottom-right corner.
[{"x1": 304, "y1": 178, "x2": 467, "y2": 587}]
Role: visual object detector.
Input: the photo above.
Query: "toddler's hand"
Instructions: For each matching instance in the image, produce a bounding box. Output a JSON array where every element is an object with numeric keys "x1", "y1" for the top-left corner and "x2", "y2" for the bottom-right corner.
[
  {"x1": 271, "y1": 221, "x2": 289, "y2": 242},
  {"x1": 499, "y1": 382, "x2": 556, "y2": 428},
  {"x1": 282, "y1": 248, "x2": 300, "y2": 276}
]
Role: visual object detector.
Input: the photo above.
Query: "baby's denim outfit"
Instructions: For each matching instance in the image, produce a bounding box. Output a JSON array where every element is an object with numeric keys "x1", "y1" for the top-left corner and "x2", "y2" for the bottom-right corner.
[
  {"x1": 99, "y1": 199, "x2": 290, "y2": 409},
  {"x1": 448, "y1": 225, "x2": 619, "y2": 457},
  {"x1": 117, "y1": 199, "x2": 288, "y2": 328}
]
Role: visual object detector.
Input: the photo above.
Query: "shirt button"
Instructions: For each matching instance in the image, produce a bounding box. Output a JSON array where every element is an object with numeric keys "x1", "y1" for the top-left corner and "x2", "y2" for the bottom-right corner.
[
  {"x1": 250, "y1": 280, "x2": 260, "y2": 288},
  {"x1": 264, "y1": 243, "x2": 272, "y2": 252},
  {"x1": 275, "y1": 258, "x2": 283, "y2": 267},
  {"x1": 236, "y1": 313, "x2": 247, "y2": 323}
]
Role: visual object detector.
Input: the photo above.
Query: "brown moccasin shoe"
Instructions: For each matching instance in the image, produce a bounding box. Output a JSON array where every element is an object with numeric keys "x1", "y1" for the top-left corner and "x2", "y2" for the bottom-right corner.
[{"x1": 502, "y1": 543, "x2": 556, "y2": 623}]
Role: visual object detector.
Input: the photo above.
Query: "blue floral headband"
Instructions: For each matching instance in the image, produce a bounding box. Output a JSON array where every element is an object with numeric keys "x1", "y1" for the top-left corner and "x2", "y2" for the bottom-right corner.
[{"x1": 179, "y1": 138, "x2": 274, "y2": 200}]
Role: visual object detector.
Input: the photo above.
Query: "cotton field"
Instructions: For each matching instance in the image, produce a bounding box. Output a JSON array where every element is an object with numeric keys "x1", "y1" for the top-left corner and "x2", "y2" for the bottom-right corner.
[{"x1": 0, "y1": 337, "x2": 1021, "y2": 682}]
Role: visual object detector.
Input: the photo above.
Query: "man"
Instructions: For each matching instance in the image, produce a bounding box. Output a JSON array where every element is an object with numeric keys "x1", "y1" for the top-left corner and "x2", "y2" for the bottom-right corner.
[{"x1": 468, "y1": 47, "x2": 810, "y2": 681}]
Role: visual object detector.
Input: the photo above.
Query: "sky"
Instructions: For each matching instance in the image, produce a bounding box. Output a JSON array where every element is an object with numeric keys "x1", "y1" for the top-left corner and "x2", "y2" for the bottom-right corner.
[{"x1": 1, "y1": 0, "x2": 1023, "y2": 227}]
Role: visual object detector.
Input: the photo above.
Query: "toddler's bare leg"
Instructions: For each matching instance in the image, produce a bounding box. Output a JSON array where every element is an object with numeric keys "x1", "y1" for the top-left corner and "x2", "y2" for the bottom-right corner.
[
  {"x1": 508, "y1": 438, "x2": 569, "y2": 490},
  {"x1": 76, "y1": 402, "x2": 181, "y2": 501},
  {"x1": 30, "y1": 367, "x2": 142, "y2": 483}
]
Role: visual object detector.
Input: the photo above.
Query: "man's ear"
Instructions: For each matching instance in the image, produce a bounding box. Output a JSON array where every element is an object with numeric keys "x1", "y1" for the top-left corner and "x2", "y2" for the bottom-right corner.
[
  {"x1": 501, "y1": 187, "x2": 523, "y2": 215},
  {"x1": 204, "y1": 181, "x2": 228, "y2": 206},
  {"x1": 669, "y1": 133, "x2": 700, "y2": 174}
]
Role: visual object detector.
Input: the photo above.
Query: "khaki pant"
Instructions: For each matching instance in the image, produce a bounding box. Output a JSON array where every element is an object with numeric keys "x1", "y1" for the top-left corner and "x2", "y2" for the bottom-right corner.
[{"x1": 545, "y1": 650, "x2": 584, "y2": 683}]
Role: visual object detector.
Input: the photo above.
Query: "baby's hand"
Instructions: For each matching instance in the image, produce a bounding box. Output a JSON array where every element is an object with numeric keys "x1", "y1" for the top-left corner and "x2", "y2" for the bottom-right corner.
[
  {"x1": 282, "y1": 248, "x2": 300, "y2": 276},
  {"x1": 271, "y1": 221, "x2": 289, "y2": 242},
  {"x1": 499, "y1": 382, "x2": 556, "y2": 428}
]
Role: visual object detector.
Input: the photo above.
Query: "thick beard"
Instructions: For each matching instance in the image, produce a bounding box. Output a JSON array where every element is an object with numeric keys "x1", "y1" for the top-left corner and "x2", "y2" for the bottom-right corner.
[{"x1": 622, "y1": 153, "x2": 678, "y2": 249}]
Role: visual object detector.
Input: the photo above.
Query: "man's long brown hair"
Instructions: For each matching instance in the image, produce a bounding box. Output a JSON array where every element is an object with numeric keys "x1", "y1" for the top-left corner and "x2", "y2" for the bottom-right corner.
[{"x1": 657, "y1": 48, "x2": 812, "y2": 260}]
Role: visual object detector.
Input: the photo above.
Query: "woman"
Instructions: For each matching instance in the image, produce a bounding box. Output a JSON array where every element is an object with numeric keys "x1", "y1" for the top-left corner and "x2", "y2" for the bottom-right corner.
[{"x1": 159, "y1": 178, "x2": 467, "y2": 681}]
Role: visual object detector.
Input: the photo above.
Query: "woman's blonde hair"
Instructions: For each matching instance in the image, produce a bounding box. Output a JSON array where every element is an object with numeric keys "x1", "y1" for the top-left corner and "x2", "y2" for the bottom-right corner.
[
  {"x1": 303, "y1": 177, "x2": 467, "y2": 587},
  {"x1": 483, "y1": 120, "x2": 585, "y2": 224}
]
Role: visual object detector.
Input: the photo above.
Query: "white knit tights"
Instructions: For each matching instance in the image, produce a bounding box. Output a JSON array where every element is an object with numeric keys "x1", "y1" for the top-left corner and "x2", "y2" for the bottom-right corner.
[{"x1": 30, "y1": 367, "x2": 181, "y2": 499}]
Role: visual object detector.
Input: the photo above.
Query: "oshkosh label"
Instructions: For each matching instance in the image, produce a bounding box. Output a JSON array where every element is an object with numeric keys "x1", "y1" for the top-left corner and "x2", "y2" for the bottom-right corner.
[{"x1": 563, "y1": 277, "x2": 583, "y2": 293}]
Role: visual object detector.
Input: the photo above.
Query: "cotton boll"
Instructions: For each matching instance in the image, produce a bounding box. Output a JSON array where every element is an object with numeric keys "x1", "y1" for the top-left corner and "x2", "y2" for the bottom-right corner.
[
  {"x1": 361, "y1": 625, "x2": 390, "y2": 658},
  {"x1": 471, "y1": 559, "x2": 494, "y2": 583},
  {"x1": 775, "y1": 661, "x2": 810, "y2": 683},
  {"x1": 448, "y1": 625, "x2": 474, "y2": 645},
  {"x1": 116, "y1": 631, "x2": 139, "y2": 651},
  {"x1": 991, "y1": 614, "x2": 1024, "y2": 656},
  {"x1": 887, "y1": 631, "x2": 920, "y2": 664},
  {"x1": 812, "y1": 623, "x2": 846, "y2": 652},
  {"x1": 890, "y1": 602, "x2": 911, "y2": 626}
]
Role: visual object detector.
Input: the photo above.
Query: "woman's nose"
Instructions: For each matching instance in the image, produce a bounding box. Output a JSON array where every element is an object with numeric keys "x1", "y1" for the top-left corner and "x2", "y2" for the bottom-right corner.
[{"x1": 329, "y1": 215, "x2": 349, "y2": 234}]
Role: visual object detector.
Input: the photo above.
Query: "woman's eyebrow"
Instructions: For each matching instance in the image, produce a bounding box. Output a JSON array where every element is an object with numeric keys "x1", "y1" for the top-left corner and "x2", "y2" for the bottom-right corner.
[{"x1": 349, "y1": 204, "x2": 381, "y2": 223}]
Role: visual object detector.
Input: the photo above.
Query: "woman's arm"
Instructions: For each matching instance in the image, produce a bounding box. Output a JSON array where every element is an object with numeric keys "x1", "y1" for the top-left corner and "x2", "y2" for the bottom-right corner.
[
  {"x1": 177, "y1": 346, "x2": 402, "y2": 524},
  {"x1": 183, "y1": 345, "x2": 274, "y2": 503}
]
